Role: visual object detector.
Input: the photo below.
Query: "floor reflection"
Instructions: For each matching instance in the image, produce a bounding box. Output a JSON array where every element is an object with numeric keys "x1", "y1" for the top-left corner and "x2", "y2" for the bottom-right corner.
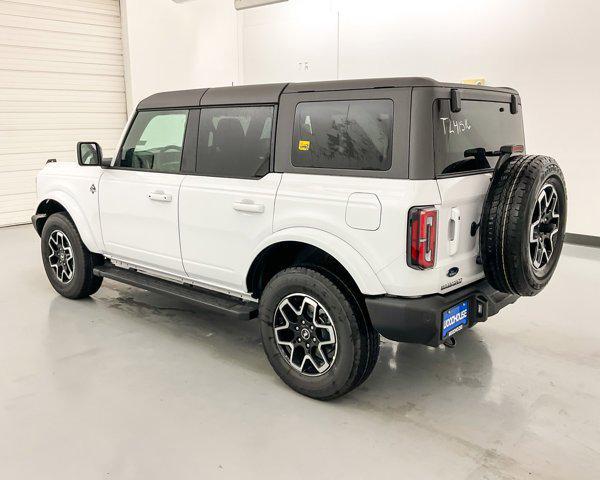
[
  {"x1": 386, "y1": 328, "x2": 493, "y2": 389},
  {"x1": 46, "y1": 281, "x2": 494, "y2": 412}
]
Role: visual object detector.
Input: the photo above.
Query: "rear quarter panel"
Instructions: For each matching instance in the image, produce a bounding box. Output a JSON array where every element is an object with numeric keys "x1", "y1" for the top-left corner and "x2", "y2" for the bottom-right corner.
[{"x1": 273, "y1": 173, "x2": 442, "y2": 296}]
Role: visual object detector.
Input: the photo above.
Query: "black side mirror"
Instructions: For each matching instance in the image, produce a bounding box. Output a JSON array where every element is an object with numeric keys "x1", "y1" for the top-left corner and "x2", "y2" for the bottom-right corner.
[{"x1": 77, "y1": 142, "x2": 102, "y2": 166}]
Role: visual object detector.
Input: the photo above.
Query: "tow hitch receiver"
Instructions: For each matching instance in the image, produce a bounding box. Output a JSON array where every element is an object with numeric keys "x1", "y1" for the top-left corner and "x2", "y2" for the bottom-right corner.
[{"x1": 443, "y1": 337, "x2": 456, "y2": 348}]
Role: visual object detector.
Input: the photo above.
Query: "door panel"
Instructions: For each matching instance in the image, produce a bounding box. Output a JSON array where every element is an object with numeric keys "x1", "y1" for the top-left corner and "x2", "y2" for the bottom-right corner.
[
  {"x1": 179, "y1": 104, "x2": 279, "y2": 293},
  {"x1": 99, "y1": 169, "x2": 184, "y2": 274},
  {"x1": 179, "y1": 173, "x2": 281, "y2": 292}
]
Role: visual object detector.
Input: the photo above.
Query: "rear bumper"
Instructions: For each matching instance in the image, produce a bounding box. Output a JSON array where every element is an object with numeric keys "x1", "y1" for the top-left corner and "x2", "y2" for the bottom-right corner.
[{"x1": 365, "y1": 279, "x2": 519, "y2": 347}]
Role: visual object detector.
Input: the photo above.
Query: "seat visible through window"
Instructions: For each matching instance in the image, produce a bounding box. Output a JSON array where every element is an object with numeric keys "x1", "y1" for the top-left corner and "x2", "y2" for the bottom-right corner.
[{"x1": 197, "y1": 106, "x2": 274, "y2": 179}]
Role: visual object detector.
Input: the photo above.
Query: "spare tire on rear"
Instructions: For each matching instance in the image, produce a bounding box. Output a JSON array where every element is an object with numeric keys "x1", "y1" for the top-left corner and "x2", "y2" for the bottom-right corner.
[{"x1": 480, "y1": 155, "x2": 567, "y2": 296}]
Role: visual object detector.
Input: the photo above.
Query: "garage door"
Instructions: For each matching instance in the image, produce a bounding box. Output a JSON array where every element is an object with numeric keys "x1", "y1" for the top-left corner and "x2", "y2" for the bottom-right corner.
[{"x1": 0, "y1": 0, "x2": 127, "y2": 226}]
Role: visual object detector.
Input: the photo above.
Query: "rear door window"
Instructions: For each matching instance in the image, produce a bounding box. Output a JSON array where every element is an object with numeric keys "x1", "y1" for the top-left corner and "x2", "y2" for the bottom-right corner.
[
  {"x1": 196, "y1": 106, "x2": 274, "y2": 179},
  {"x1": 434, "y1": 99, "x2": 525, "y2": 176},
  {"x1": 292, "y1": 100, "x2": 393, "y2": 171}
]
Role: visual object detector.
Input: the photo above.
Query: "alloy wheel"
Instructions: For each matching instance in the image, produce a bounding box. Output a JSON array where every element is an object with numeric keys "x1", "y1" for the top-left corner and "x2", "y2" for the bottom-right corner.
[
  {"x1": 48, "y1": 230, "x2": 75, "y2": 283},
  {"x1": 273, "y1": 293, "x2": 338, "y2": 376},
  {"x1": 529, "y1": 183, "x2": 561, "y2": 269}
]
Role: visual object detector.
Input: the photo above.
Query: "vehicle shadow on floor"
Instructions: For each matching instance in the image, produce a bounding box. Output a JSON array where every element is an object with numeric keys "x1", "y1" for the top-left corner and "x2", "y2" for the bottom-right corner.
[{"x1": 46, "y1": 280, "x2": 494, "y2": 414}]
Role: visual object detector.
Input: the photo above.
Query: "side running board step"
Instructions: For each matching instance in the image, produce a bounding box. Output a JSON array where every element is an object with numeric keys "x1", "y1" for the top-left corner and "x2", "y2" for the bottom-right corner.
[{"x1": 93, "y1": 264, "x2": 258, "y2": 320}]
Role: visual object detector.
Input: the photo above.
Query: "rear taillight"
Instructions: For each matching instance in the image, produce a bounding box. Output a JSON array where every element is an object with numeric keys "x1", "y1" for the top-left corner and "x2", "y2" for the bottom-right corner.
[{"x1": 408, "y1": 206, "x2": 438, "y2": 269}]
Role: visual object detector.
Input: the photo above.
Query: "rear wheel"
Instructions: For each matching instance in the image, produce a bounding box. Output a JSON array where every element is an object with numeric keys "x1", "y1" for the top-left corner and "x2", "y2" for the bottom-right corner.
[
  {"x1": 41, "y1": 213, "x2": 103, "y2": 299},
  {"x1": 259, "y1": 267, "x2": 379, "y2": 400}
]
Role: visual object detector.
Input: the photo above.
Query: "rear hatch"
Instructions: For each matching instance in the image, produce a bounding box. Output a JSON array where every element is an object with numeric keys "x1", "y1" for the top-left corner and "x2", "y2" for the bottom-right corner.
[{"x1": 433, "y1": 95, "x2": 525, "y2": 293}]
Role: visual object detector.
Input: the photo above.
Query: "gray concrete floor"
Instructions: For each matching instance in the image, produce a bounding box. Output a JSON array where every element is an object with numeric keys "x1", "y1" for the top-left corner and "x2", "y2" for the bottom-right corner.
[{"x1": 1, "y1": 224, "x2": 599, "y2": 480}]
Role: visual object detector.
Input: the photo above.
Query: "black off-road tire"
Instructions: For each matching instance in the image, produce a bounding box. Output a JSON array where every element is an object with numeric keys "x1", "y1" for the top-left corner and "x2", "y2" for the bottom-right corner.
[
  {"x1": 259, "y1": 267, "x2": 380, "y2": 400},
  {"x1": 326, "y1": 268, "x2": 380, "y2": 388},
  {"x1": 41, "y1": 213, "x2": 103, "y2": 299},
  {"x1": 480, "y1": 155, "x2": 567, "y2": 296}
]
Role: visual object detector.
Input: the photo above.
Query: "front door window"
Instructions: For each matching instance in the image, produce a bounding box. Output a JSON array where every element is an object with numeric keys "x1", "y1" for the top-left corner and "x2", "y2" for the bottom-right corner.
[{"x1": 118, "y1": 110, "x2": 189, "y2": 173}]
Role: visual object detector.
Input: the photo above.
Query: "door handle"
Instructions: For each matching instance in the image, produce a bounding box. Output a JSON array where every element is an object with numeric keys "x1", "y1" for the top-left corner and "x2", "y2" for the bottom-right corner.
[
  {"x1": 148, "y1": 191, "x2": 172, "y2": 202},
  {"x1": 449, "y1": 207, "x2": 461, "y2": 256},
  {"x1": 233, "y1": 201, "x2": 265, "y2": 214}
]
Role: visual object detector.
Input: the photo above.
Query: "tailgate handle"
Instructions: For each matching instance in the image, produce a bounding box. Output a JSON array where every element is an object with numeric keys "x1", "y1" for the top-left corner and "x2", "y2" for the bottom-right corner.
[{"x1": 449, "y1": 208, "x2": 461, "y2": 256}]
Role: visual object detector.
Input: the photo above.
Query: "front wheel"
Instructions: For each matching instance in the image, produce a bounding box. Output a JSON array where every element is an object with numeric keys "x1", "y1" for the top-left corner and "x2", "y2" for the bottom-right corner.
[
  {"x1": 259, "y1": 267, "x2": 379, "y2": 400},
  {"x1": 41, "y1": 212, "x2": 103, "y2": 299}
]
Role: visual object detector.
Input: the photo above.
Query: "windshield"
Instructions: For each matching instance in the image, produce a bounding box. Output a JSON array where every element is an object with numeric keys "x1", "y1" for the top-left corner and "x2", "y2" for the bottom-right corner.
[{"x1": 433, "y1": 99, "x2": 525, "y2": 176}]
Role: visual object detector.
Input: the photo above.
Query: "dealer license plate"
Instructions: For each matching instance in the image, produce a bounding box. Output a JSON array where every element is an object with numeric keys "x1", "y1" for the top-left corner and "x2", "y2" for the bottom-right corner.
[{"x1": 442, "y1": 300, "x2": 469, "y2": 339}]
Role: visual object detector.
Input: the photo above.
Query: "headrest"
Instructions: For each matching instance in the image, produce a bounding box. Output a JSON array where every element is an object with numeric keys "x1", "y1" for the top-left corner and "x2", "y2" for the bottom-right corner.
[{"x1": 214, "y1": 117, "x2": 244, "y2": 148}]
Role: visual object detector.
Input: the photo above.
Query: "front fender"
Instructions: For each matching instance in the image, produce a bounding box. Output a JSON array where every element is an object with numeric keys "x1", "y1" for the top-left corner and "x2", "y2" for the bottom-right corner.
[
  {"x1": 37, "y1": 190, "x2": 103, "y2": 253},
  {"x1": 248, "y1": 227, "x2": 386, "y2": 295}
]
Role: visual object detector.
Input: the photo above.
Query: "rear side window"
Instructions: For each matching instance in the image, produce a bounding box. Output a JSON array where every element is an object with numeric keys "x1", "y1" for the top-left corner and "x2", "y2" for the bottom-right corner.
[
  {"x1": 196, "y1": 106, "x2": 273, "y2": 178},
  {"x1": 434, "y1": 99, "x2": 525, "y2": 176},
  {"x1": 292, "y1": 100, "x2": 393, "y2": 171},
  {"x1": 118, "y1": 110, "x2": 188, "y2": 173}
]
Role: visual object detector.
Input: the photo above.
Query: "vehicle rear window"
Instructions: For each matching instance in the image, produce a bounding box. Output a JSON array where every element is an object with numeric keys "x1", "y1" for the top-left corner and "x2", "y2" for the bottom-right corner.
[
  {"x1": 292, "y1": 100, "x2": 393, "y2": 171},
  {"x1": 433, "y1": 99, "x2": 525, "y2": 176}
]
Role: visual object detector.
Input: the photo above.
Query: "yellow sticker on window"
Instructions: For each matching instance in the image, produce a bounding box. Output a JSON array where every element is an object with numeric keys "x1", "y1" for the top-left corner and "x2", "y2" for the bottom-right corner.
[{"x1": 298, "y1": 140, "x2": 310, "y2": 151}]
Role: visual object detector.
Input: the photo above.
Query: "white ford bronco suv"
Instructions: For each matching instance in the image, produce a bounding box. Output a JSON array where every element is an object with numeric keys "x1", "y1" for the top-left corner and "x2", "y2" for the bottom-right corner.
[{"x1": 33, "y1": 78, "x2": 567, "y2": 400}]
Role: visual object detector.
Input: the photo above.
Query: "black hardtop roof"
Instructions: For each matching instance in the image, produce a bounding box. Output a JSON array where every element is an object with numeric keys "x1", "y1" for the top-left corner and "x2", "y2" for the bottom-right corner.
[{"x1": 137, "y1": 77, "x2": 518, "y2": 109}]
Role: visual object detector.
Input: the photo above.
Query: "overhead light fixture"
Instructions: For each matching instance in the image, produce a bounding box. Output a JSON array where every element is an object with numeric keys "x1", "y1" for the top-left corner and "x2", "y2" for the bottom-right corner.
[{"x1": 234, "y1": 0, "x2": 288, "y2": 10}]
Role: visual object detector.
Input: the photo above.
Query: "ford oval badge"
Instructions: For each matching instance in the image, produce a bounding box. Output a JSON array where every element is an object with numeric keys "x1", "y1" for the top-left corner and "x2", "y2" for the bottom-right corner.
[{"x1": 447, "y1": 267, "x2": 459, "y2": 277}]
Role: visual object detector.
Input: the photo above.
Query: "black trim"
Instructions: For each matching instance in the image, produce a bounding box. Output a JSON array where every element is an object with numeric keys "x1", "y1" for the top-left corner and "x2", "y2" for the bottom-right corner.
[
  {"x1": 365, "y1": 279, "x2": 519, "y2": 347},
  {"x1": 93, "y1": 264, "x2": 258, "y2": 320},
  {"x1": 181, "y1": 108, "x2": 200, "y2": 174},
  {"x1": 269, "y1": 105, "x2": 278, "y2": 174},
  {"x1": 283, "y1": 77, "x2": 518, "y2": 94},
  {"x1": 31, "y1": 213, "x2": 47, "y2": 235},
  {"x1": 201, "y1": 83, "x2": 287, "y2": 106},
  {"x1": 565, "y1": 233, "x2": 600, "y2": 248},
  {"x1": 435, "y1": 167, "x2": 494, "y2": 179}
]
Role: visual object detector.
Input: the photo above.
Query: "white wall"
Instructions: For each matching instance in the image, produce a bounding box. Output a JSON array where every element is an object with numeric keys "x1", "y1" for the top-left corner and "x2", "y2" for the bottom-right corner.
[
  {"x1": 242, "y1": 0, "x2": 338, "y2": 83},
  {"x1": 121, "y1": 0, "x2": 240, "y2": 111},
  {"x1": 240, "y1": 0, "x2": 600, "y2": 236},
  {"x1": 121, "y1": 0, "x2": 599, "y2": 236}
]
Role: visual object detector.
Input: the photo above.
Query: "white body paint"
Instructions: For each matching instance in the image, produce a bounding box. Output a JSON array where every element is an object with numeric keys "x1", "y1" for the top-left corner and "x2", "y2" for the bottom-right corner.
[{"x1": 36, "y1": 161, "x2": 489, "y2": 298}]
